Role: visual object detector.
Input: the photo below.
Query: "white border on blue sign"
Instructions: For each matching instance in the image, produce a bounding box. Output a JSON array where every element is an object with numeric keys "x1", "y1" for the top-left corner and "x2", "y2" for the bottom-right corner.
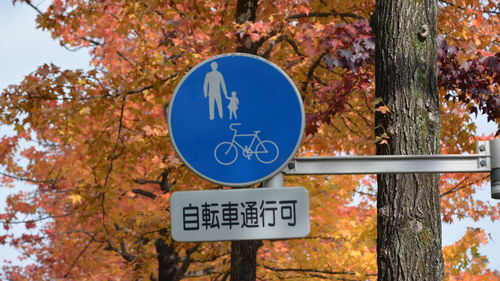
[{"x1": 165, "y1": 53, "x2": 305, "y2": 187}]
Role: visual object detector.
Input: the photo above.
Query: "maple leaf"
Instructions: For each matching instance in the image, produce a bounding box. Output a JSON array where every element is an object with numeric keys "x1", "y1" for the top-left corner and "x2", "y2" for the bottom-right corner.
[
  {"x1": 68, "y1": 194, "x2": 83, "y2": 204},
  {"x1": 375, "y1": 105, "x2": 390, "y2": 114}
]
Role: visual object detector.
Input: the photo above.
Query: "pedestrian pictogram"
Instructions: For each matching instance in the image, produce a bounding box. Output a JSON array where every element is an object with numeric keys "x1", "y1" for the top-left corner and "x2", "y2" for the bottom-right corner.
[{"x1": 167, "y1": 53, "x2": 304, "y2": 186}]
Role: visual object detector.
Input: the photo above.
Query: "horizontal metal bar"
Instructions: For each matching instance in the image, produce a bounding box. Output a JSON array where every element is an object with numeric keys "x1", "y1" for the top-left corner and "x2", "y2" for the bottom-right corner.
[{"x1": 283, "y1": 154, "x2": 491, "y2": 175}]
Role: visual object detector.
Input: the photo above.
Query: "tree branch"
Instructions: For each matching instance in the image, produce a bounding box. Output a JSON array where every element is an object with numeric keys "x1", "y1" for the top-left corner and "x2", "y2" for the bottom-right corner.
[
  {"x1": 0, "y1": 171, "x2": 55, "y2": 184},
  {"x1": 1, "y1": 213, "x2": 73, "y2": 225},
  {"x1": 22, "y1": 73, "x2": 176, "y2": 102},
  {"x1": 81, "y1": 37, "x2": 103, "y2": 46},
  {"x1": 287, "y1": 10, "x2": 363, "y2": 20},
  {"x1": 131, "y1": 188, "x2": 157, "y2": 199},
  {"x1": 117, "y1": 51, "x2": 136, "y2": 66},
  {"x1": 133, "y1": 168, "x2": 174, "y2": 193},
  {"x1": 301, "y1": 52, "x2": 327, "y2": 93},
  {"x1": 105, "y1": 239, "x2": 137, "y2": 262},
  {"x1": 174, "y1": 243, "x2": 201, "y2": 280},
  {"x1": 354, "y1": 189, "x2": 376, "y2": 197},
  {"x1": 63, "y1": 238, "x2": 94, "y2": 278},
  {"x1": 440, "y1": 175, "x2": 488, "y2": 198},
  {"x1": 262, "y1": 265, "x2": 356, "y2": 275},
  {"x1": 100, "y1": 96, "x2": 127, "y2": 235},
  {"x1": 25, "y1": 0, "x2": 43, "y2": 15},
  {"x1": 181, "y1": 267, "x2": 220, "y2": 278},
  {"x1": 439, "y1": 0, "x2": 499, "y2": 14}
]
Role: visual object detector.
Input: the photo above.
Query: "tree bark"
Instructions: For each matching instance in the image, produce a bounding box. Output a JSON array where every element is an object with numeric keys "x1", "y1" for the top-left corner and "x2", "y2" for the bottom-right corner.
[
  {"x1": 155, "y1": 239, "x2": 179, "y2": 281},
  {"x1": 236, "y1": 0, "x2": 259, "y2": 54},
  {"x1": 374, "y1": 0, "x2": 444, "y2": 280},
  {"x1": 230, "y1": 1, "x2": 262, "y2": 281},
  {"x1": 230, "y1": 240, "x2": 263, "y2": 281}
]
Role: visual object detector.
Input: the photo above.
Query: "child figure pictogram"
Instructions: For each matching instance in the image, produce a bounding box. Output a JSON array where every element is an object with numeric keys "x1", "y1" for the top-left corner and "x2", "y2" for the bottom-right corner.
[{"x1": 227, "y1": 91, "x2": 239, "y2": 120}]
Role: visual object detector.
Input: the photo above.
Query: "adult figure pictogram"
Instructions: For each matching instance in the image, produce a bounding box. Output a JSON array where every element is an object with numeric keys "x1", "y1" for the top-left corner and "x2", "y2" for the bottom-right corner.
[
  {"x1": 168, "y1": 53, "x2": 305, "y2": 186},
  {"x1": 203, "y1": 62, "x2": 228, "y2": 120}
]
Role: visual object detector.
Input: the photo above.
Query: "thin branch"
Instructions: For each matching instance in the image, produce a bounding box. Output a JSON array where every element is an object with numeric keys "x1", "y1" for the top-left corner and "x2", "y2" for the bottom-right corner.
[
  {"x1": 262, "y1": 36, "x2": 284, "y2": 59},
  {"x1": 103, "y1": 96, "x2": 127, "y2": 188},
  {"x1": 263, "y1": 265, "x2": 377, "y2": 279},
  {"x1": 81, "y1": 37, "x2": 103, "y2": 46},
  {"x1": 284, "y1": 36, "x2": 305, "y2": 57},
  {"x1": 301, "y1": 236, "x2": 344, "y2": 243},
  {"x1": 133, "y1": 168, "x2": 174, "y2": 193},
  {"x1": 439, "y1": 0, "x2": 500, "y2": 14},
  {"x1": 301, "y1": 52, "x2": 327, "y2": 93},
  {"x1": 133, "y1": 178, "x2": 161, "y2": 185},
  {"x1": 262, "y1": 265, "x2": 356, "y2": 275},
  {"x1": 104, "y1": 239, "x2": 137, "y2": 262},
  {"x1": 345, "y1": 101, "x2": 372, "y2": 128},
  {"x1": 56, "y1": 230, "x2": 107, "y2": 243},
  {"x1": 354, "y1": 189, "x2": 376, "y2": 197},
  {"x1": 220, "y1": 271, "x2": 230, "y2": 281},
  {"x1": 100, "y1": 96, "x2": 127, "y2": 235},
  {"x1": 131, "y1": 189, "x2": 157, "y2": 199},
  {"x1": 287, "y1": 10, "x2": 363, "y2": 20},
  {"x1": 440, "y1": 175, "x2": 489, "y2": 198},
  {"x1": 175, "y1": 243, "x2": 201, "y2": 280},
  {"x1": 0, "y1": 171, "x2": 55, "y2": 184},
  {"x1": 117, "y1": 51, "x2": 136, "y2": 66},
  {"x1": 181, "y1": 268, "x2": 220, "y2": 278},
  {"x1": 339, "y1": 114, "x2": 363, "y2": 138},
  {"x1": 190, "y1": 252, "x2": 229, "y2": 263},
  {"x1": 1, "y1": 213, "x2": 73, "y2": 225},
  {"x1": 25, "y1": 0, "x2": 43, "y2": 15},
  {"x1": 25, "y1": 74, "x2": 176, "y2": 101},
  {"x1": 63, "y1": 238, "x2": 94, "y2": 278}
]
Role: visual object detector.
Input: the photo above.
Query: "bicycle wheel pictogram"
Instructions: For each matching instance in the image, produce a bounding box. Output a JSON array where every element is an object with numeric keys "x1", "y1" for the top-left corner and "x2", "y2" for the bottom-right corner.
[
  {"x1": 255, "y1": 140, "x2": 279, "y2": 164},
  {"x1": 214, "y1": 142, "x2": 238, "y2": 165}
]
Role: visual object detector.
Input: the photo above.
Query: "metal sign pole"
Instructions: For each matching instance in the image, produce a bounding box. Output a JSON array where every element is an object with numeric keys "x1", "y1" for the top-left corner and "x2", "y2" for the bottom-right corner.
[
  {"x1": 263, "y1": 173, "x2": 284, "y2": 188},
  {"x1": 490, "y1": 139, "x2": 500, "y2": 199}
]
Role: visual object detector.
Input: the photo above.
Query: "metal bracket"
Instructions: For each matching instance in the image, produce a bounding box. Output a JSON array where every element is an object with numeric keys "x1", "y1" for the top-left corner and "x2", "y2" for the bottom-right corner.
[
  {"x1": 282, "y1": 139, "x2": 499, "y2": 199},
  {"x1": 476, "y1": 141, "x2": 489, "y2": 169}
]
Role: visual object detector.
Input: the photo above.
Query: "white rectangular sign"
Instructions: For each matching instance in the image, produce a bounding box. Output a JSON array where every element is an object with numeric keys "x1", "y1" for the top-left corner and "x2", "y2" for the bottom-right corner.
[{"x1": 170, "y1": 187, "x2": 310, "y2": 242}]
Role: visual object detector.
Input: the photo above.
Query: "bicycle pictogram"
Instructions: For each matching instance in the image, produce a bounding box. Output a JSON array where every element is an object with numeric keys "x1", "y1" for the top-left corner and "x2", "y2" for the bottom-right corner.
[{"x1": 214, "y1": 123, "x2": 279, "y2": 165}]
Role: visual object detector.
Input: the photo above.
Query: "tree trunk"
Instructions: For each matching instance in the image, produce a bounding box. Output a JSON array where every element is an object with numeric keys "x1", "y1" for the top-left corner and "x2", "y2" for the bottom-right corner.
[
  {"x1": 374, "y1": 0, "x2": 444, "y2": 280},
  {"x1": 230, "y1": 1, "x2": 262, "y2": 281},
  {"x1": 230, "y1": 240, "x2": 263, "y2": 281},
  {"x1": 235, "y1": 0, "x2": 259, "y2": 54},
  {"x1": 155, "y1": 239, "x2": 179, "y2": 281}
]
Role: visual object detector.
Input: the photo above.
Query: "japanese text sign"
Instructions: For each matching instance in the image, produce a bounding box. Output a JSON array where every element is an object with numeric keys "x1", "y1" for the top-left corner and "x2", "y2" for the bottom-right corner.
[{"x1": 170, "y1": 187, "x2": 310, "y2": 242}]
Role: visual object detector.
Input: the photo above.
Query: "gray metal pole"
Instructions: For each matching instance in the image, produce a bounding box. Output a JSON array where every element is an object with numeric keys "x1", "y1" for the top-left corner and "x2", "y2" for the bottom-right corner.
[
  {"x1": 282, "y1": 140, "x2": 500, "y2": 200},
  {"x1": 263, "y1": 173, "x2": 284, "y2": 188},
  {"x1": 490, "y1": 139, "x2": 500, "y2": 199}
]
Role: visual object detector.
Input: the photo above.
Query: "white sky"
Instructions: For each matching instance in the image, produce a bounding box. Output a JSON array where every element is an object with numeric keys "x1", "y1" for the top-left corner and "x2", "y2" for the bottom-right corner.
[{"x1": 0, "y1": 0, "x2": 498, "y2": 275}]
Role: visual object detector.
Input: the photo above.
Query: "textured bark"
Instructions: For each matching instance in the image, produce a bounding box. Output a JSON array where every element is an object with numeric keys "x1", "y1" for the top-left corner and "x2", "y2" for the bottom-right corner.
[
  {"x1": 230, "y1": 1, "x2": 262, "y2": 281},
  {"x1": 155, "y1": 239, "x2": 179, "y2": 281},
  {"x1": 230, "y1": 240, "x2": 263, "y2": 281},
  {"x1": 374, "y1": 0, "x2": 444, "y2": 280},
  {"x1": 235, "y1": 0, "x2": 259, "y2": 53}
]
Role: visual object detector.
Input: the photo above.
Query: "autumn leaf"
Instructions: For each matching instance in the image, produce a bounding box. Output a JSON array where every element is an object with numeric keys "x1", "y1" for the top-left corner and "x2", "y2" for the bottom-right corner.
[{"x1": 375, "y1": 105, "x2": 390, "y2": 114}]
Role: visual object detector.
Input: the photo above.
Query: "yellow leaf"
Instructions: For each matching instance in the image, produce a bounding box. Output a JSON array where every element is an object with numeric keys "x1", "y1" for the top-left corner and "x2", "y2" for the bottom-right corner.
[
  {"x1": 375, "y1": 105, "x2": 390, "y2": 114},
  {"x1": 68, "y1": 194, "x2": 83, "y2": 204},
  {"x1": 79, "y1": 107, "x2": 91, "y2": 115}
]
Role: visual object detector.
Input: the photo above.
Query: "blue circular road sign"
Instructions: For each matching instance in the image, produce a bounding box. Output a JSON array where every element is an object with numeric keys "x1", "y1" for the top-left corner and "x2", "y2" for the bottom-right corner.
[{"x1": 167, "y1": 53, "x2": 304, "y2": 186}]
